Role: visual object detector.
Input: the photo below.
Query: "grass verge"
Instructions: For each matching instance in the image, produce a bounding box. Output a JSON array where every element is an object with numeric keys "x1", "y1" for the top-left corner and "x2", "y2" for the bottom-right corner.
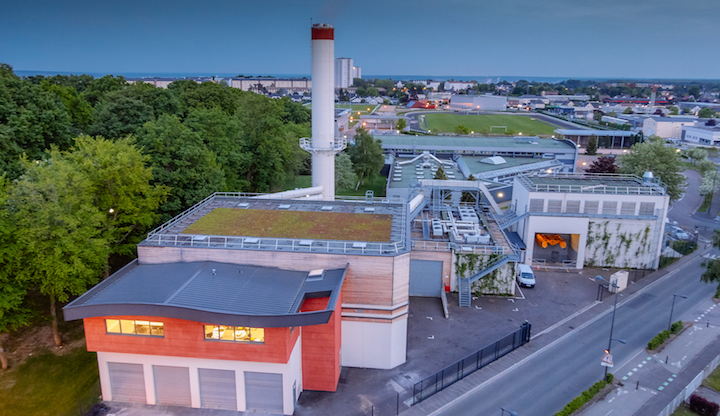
[
  {"x1": 703, "y1": 363, "x2": 720, "y2": 391},
  {"x1": 0, "y1": 347, "x2": 100, "y2": 416}
]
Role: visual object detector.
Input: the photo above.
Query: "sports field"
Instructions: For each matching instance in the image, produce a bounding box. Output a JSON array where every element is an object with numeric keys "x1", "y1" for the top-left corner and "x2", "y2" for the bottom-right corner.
[{"x1": 424, "y1": 114, "x2": 556, "y2": 136}]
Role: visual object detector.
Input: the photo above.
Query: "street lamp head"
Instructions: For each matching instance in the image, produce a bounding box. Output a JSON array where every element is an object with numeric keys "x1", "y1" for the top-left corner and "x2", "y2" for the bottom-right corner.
[
  {"x1": 618, "y1": 339, "x2": 627, "y2": 344},
  {"x1": 501, "y1": 408, "x2": 518, "y2": 416},
  {"x1": 675, "y1": 294, "x2": 688, "y2": 299},
  {"x1": 595, "y1": 275, "x2": 606, "y2": 282}
]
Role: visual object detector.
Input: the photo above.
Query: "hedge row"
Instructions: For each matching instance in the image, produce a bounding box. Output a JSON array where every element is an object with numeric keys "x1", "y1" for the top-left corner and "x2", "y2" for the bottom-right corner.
[
  {"x1": 648, "y1": 322, "x2": 684, "y2": 350},
  {"x1": 554, "y1": 378, "x2": 608, "y2": 416},
  {"x1": 648, "y1": 330, "x2": 670, "y2": 350}
]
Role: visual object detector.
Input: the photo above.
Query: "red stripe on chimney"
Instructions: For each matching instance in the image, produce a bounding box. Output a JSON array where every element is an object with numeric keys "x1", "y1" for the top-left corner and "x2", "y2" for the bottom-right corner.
[{"x1": 311, "y1": 27, "x2": 334, "y2": 40}]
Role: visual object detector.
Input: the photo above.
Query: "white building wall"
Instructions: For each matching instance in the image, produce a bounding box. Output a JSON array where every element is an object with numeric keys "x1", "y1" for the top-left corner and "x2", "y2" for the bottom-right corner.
[
  {"x1": 513, "y1": 184, "x2": 668, "y2": 269},
  {"x1": 335, "y1": 58, "x2": 354, "y2": 88},
  {"x1": 97, "y1": 338, "x2": 302, "y2": 415},
  {"x1": 341, "y1": 317, "x2": 407, "y2": 369},
  {"x1": 683, "y1": 126, "x2": 720, "y2": 145}
]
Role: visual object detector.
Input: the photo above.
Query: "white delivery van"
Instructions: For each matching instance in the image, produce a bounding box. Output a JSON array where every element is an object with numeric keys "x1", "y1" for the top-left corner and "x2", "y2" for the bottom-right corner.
[{"x1": 516, "y1": 264, "x2": 536, "y2": 288}]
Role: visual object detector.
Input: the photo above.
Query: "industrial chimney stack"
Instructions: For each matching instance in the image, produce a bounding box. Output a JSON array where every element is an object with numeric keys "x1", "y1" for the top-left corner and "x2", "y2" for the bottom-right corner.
[{"x1": 300, "y1": 23, "x2": 345, "y2": 201}]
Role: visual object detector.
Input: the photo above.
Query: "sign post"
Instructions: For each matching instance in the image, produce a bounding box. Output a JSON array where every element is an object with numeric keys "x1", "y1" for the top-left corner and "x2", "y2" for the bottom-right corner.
[{"x1": 601, "y1": 352, "x2": 614, "y2": 368}]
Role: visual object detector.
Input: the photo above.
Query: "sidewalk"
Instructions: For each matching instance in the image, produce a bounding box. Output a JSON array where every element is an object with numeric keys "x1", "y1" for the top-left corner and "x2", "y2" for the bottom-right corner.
[{"x1": 579, "y1": 302, "x2": 720, "y2": 416}]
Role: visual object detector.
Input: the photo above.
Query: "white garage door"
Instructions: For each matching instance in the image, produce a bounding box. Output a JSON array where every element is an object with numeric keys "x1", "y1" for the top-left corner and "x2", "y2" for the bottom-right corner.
[
  {"x1": 108, "y1": 362, "x2": 146, "y2": 403},
  {"x1": 244, "y1": 372, "x2": 283, "y2": 414},
  {"x1": 199, "y1": 368, "x2": 237, "y2": 410},
  {"x1": 409, "y1": 260, "x2": 443, "y2": 297},
  {"x1": 153, "y1": 365, "x2": 191, "y2": 406}
]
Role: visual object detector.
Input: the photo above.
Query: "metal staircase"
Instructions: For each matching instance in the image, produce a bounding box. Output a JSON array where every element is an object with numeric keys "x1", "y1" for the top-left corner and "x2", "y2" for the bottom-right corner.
[
  {"x1": 458, "y1": 253, "x2": 519, "y2": 307},
  {"x1": 496, "y1": 211, "x2": 530, "y2": 230}
]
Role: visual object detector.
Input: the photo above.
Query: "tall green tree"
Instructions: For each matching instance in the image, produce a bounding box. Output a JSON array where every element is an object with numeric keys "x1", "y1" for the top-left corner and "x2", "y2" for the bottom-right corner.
[
  {"x1": 687, "y1": 147, "x2": 709, "y2": 164},
  {"x1": 0, "y1": 175, "x2": 31, "y2": 369},
  {"x1": 585, "y1": 136, "x2": 598, "y2": 155},
  {"x1": 63, "y1": 136, "x2": 169, "y2": 272},
  {"x1": 335, "y1": 153, "x2": 357, "y2": 190},
  {"x1": 12, "y1": 155, "x2": 109, "y2": 346},
  {"x1": 235, "y1": 93, "x2": 293, "y2": 192},
  {"x1": 136, "y1": 115, "x2": 226, "y2": 221},
  {"x1": 702, "y1": 230, "x2": 720, "y2": 297},
  {"x1": 0, "y1": 63, "x2": 73, "y2": 178},
  {"x1": 619, "y1": 136, "x2": 686, "y2": 202},
  {"x1": 434, "y1": 165, "x2": 448, "y2": 180},
  {"x1": 184, "y1": 107, "x2": 250, "y2": 191},
  {"x1": 348, "y1": 128, "x2": 384, "y2": 190},
  {"x1": 586, "y1": 156, "x2": 617, "y2": 173},
  {"x1": 699, "y1": 107, "x2": 717, "y2": 119},
  {"x1": 397, "y1": 118, "x2": 407, "y2": 131},
  {"x1": 40, "y1": 81, "x2": 93, "y2": 132},
  {"x1": 89, "y1": 96, "x2": 154, "y2": 139},
  {"x1": 81, "y1": 75, "x2": 127, "y2": 106}
]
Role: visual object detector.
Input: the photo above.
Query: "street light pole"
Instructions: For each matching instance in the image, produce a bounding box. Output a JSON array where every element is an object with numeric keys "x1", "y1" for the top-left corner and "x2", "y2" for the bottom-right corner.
[
  {"x1": 501, "y1": 407, "x2": 518, "y2": 416},
  {"x1": 596, "y1": 275, "x2": 624, "y2": 378},
  {"x1": 668, "y1": 294, "x2": 688, "y2": 331}
]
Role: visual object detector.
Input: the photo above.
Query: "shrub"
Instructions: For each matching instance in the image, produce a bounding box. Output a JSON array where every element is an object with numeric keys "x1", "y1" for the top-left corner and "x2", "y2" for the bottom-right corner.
[
  {"x1": 605, "y1": 373, "x2": 614, "y2": 383},
  {"x1": 670, "y1": 321, "x2": 683, "y2": 334},
  {"x1": 673, "y1": 240, "x2": 698, "y2": 255},
  {"x1": 648, "y1": 330, "x2": 671, "y2": 350},
  {"x1": 689, "y1": 394, "x2": 720, "y2": 416},
  {"x1": 554, "y1": 380, "x2": 607, "y2": 416}
]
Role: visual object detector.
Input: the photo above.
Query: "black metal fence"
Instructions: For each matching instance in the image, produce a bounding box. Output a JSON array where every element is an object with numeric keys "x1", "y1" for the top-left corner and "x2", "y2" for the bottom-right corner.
[{"x1": 412, "y1": 322, "x2": 531, "y2": 404}]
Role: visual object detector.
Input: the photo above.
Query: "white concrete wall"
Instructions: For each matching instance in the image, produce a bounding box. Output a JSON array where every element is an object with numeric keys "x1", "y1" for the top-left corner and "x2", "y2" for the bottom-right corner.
[
  {"x1": 97, "y1": 339, "x2": 302, "y2": 415},
  {"x1": 341, "y1": 317, "x2": 407, "y2": 369},
  {"x1": 583, "y1": 219, "x2": 659, "y2": 268}
]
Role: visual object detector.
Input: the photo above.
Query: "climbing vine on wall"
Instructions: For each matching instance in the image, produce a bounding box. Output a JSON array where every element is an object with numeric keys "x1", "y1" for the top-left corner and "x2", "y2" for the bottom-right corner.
[
  {"x1": 584, "y1": 220, "x2": 652, "y2": 268},
  {"x1": 455, "y1": 252, "x2": 513, "y2": 296}
]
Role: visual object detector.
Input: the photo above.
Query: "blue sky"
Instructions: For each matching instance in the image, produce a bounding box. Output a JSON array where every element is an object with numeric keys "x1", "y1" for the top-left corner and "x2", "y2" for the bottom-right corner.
[{"x1": 1, "y1": 0, "x2": 717, "y2": 80}]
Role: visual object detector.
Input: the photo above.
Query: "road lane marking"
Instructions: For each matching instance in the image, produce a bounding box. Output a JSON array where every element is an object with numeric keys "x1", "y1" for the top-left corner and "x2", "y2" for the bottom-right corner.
[{"x1": 426, "y1": 255, "x2": 703, "y2": 415}]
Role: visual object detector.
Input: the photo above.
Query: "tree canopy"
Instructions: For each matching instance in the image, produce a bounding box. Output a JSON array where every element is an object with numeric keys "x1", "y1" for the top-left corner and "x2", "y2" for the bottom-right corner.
[
  {"x1": 619, "y1": 136, "x2": 686, "y2": 202},
  {"x1": 348, "y1": 128, "x2": 384, "y2": 190},
  {"x1": 586, "y1": 156, "x2": 617, "y2": 173}
]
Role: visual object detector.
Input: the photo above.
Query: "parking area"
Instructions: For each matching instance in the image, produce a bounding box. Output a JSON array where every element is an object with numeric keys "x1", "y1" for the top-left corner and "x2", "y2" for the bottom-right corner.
[{"x1": 97, "y1": 266, "x2": 629, "y2": 416}]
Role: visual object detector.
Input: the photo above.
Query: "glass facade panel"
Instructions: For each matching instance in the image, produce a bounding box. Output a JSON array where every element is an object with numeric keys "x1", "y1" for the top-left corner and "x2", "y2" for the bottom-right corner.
[
  {"x1": 205, "y1": 325, "x2": 219, "y2": 339},
  {"x1": 150, "y1": 322, "x2": 164, "y2": 336},
  {"x1": 235, "y1": 327, "x2": 250, "y2": 341},
  {"x1": 106, "y1": 319, "x2": 121, "y2": 333},
  {"x1": 250, "y1": 328, "x2": 265, "y2": 343},
  {"x1": 120, "y1": 320, "x2": 136, "y2": 334},
  {"x1": 107, "y1": 319, "x2": 163, "y2": 337},
  {"x1": 135, "y1": 321, "x2": 151, "y2": 335},
  {"x1": 219, "y1": 325, "x2": 235, "y2": 341}
]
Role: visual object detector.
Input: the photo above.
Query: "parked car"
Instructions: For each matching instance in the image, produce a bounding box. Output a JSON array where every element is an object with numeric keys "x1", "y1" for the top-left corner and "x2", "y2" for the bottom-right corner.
[
  {"x1": 671, "y1": 226, "x2": 690, "y2": 240},
  {"x1": 516, "y1": 264, "x2": 536, "y2": 288}
]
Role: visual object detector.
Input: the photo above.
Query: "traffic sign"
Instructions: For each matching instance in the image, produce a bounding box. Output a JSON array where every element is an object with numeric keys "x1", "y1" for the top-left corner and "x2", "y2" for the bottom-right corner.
[{"x1": 601, "y1": 353, "x2": 614, "y2": 368}]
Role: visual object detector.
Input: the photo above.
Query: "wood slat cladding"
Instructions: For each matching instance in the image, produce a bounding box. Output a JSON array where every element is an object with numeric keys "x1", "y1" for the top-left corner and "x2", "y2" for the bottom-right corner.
[{"x1": 138, "y1": 246, "x2": 407, "y2": 307}]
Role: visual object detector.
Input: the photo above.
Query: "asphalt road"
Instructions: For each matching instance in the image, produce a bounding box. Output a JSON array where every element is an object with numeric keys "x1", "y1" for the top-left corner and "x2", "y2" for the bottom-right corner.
[{"x1": 430, "y1": 254, "x2": 715, "y2": 416}]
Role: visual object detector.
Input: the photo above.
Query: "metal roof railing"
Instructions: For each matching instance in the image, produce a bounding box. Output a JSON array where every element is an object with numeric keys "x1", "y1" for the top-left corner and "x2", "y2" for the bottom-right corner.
[
  {"x1": 516, "y1": 173, "x2": 666, "y2": 196},
  {"x1": 143, "y1": 234, "x2": 407, "y2": 256}
]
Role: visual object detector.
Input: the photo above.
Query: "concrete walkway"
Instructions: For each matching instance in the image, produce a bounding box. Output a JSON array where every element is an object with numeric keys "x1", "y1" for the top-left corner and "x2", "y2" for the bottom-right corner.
[{"x1": 579, "y1": 301, "x2": 720, "y2": 416}]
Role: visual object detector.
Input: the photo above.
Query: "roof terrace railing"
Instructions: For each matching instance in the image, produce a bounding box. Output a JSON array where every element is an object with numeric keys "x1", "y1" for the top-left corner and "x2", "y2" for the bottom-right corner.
[
  {"x1": 516, "y1": 173, "x2": 666, "y2": 196},
  {"x1": 144, "y1": 233, "x2": 407, "y2": 256},
  {"x1": 411, "y1": 240, "x2": 512, "y2": 255}
]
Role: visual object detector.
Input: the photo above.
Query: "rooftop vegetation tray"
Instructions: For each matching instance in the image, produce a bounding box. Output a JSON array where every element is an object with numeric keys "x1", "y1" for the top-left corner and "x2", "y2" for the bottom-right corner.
[{"x1": 181, "y1": 208, "x2": 393, "y2": 242}]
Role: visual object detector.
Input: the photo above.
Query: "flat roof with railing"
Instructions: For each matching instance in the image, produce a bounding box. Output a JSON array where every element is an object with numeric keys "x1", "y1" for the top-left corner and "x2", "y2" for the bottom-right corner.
[
  {"x1": 516, "y1": 173, "x2": 666, "y2": 196},
  {"x1": 140, "y1": 193, "x2": 409, "y2": 256}
]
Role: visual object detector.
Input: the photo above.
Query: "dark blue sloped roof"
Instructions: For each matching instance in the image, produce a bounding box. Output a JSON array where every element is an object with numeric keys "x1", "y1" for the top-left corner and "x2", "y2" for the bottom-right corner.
[{"x1": 63, "y1": 260, "x2": 346, "y2": 328}]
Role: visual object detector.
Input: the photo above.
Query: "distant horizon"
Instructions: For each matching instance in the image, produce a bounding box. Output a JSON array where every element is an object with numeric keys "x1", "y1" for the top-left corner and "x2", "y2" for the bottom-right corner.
[{"x1": 11, "y1": 69, "x2": 720, "y2": 84}]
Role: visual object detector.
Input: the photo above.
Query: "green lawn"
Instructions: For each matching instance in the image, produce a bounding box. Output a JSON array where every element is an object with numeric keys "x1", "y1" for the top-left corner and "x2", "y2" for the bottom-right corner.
[
  {"x1": 704, "y1": 364, "x2": 720, "y2": 391},
  {"x1": 424, "y1": 113, "x2": 556, "y2": 136},
  {"x1": 0, "y1": 347, "x2": 100, "y2": 416},
  {"x1": 672, "y1": 406, "x2": 699, "y2": 416}
]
